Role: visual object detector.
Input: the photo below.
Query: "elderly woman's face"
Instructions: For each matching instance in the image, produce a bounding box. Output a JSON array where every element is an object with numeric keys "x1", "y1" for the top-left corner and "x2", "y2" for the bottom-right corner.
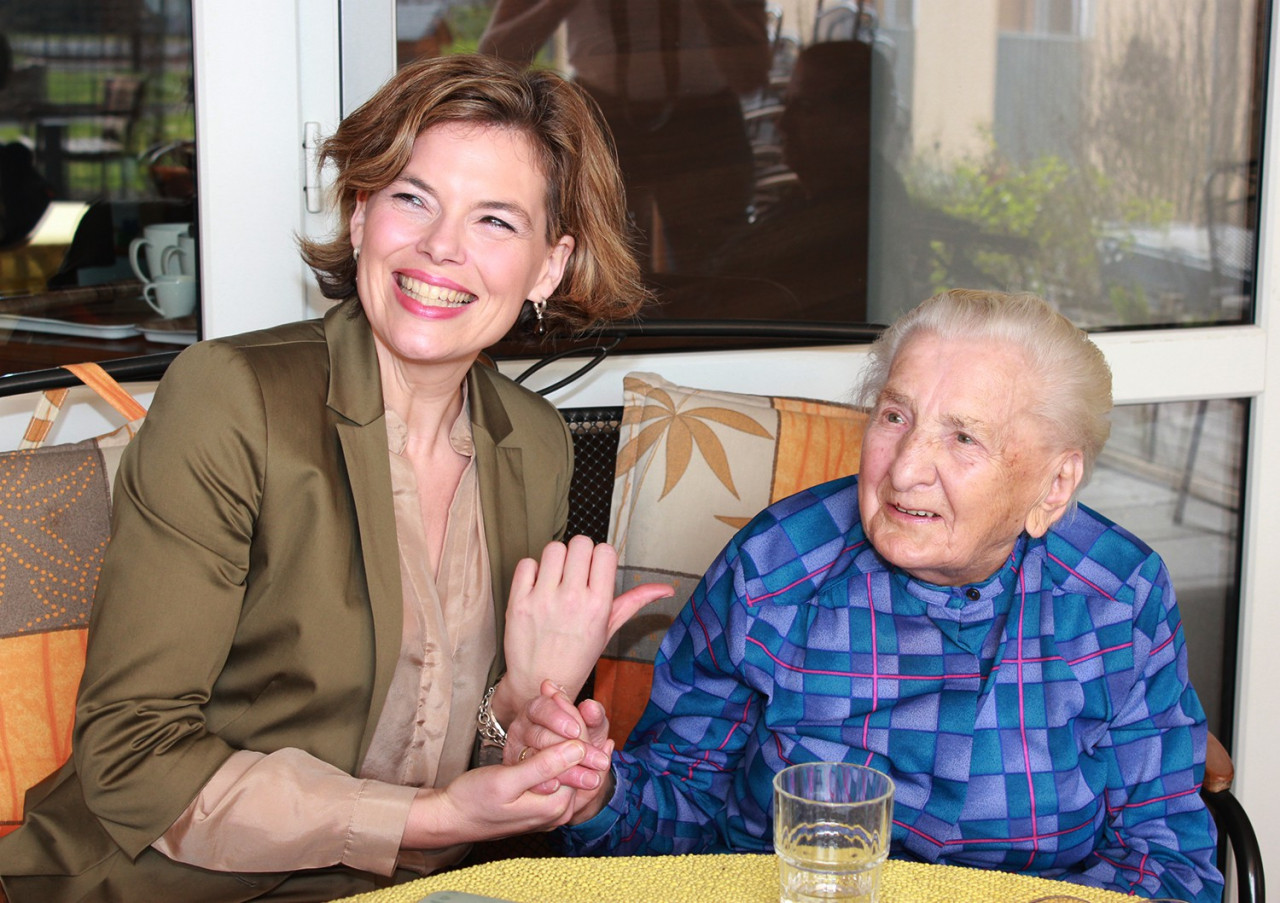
[
  {"x1": 349, "y1": 122, "x2": 573, "y2": 371},
  {"x1": 858, "y1": 333, "x2": 1081, "y2": 587}
]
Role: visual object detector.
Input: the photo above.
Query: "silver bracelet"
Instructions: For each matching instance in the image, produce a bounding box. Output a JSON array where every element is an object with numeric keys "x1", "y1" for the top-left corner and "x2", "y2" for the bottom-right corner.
[{"x1": 476, "y1": 682, "x2": 507, "y2": 748}]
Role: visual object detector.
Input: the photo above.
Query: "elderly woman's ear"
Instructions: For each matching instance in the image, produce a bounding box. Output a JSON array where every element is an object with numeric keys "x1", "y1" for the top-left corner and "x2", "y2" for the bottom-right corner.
[{"x1": 1025, "y1": 450, "x2": 1085, "y2": 538}]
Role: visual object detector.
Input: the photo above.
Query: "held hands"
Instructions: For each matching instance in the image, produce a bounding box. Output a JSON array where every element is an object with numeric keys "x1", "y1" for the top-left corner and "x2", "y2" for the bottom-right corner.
[
  {"x1": 505, "y1": 679, "x2": 616, "y2": 825},
  {"x1": 402, "y1": 681, "x2": 617, "y2": 848},
  {"x1": 401, "y1": 736, "x2": 603, "y2": 848},
  {"x1": 497, "y1": 536, "x2": 673, "y2": 718}
]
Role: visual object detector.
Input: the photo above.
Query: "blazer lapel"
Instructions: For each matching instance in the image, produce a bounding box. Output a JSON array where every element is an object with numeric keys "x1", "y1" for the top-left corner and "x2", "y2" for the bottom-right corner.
[{"x1": 324, "y1": 302, "x2": 404, "y2": 760}]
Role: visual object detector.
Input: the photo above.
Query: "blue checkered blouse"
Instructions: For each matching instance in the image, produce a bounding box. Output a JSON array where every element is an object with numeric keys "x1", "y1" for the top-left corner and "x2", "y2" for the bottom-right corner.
[{"x1": 561, "y1": 475, "x2": 1222, "y2": 902}]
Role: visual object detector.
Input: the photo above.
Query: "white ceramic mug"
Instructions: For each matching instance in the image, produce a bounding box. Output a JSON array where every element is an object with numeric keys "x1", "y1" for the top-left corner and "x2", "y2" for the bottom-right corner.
[
  {"x1": 129, "y1": 223, "x2": 191, "y2": 282},
  {"x1": 143, "y1": 274, "x2": 198, "y2": 318},
  {"x1": 161, "y1": 233, "x2": 197, "y2": 277}
]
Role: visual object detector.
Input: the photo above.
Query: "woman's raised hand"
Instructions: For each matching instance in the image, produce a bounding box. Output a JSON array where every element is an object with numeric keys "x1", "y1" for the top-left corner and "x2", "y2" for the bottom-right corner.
[{"x1": 498, "y1": 536, "x2": 672, "y2": 715}]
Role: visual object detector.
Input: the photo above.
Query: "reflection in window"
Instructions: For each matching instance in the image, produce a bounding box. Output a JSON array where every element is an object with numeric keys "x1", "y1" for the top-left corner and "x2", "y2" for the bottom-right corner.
[
  {"x1": 0, "y1": 1, "x2": 196, "y2": 375},
  {"x1": 1079, "y1": 399, "x2": 1245, "y2": 741},
  {"x1": 998, "y1": 0, "x2": 1084, "y2": 36},
  {"x1": 398, "y1": 0, "x2": 1262, "y2": 332},
  {"x1": 885, "y1": 2, "x2": 1261, "y2": 329}
]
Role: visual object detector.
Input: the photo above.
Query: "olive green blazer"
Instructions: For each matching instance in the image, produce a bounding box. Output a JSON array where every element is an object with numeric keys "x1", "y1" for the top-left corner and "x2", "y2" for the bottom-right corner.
[{"x1": 0, "y1": 299, "x2": 573, "y2": 902}]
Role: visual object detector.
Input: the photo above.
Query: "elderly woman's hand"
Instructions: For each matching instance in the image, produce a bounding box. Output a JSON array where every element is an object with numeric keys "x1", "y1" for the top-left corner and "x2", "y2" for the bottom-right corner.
[
  {"x1": 401, "y1": 738, "x2": 599, "y2": 848},
  {"x1": 496, "y1": 536, "x2": 672, "y2": 721},
  {"x1": 505, "y1": 680, "x2": 616, "y2": 824}
]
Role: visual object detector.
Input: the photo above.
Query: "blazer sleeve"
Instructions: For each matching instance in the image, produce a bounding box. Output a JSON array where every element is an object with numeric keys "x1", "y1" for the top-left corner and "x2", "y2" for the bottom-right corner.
[{"x1": 73, "y1": 341, "x2": 273, "y2": 857}]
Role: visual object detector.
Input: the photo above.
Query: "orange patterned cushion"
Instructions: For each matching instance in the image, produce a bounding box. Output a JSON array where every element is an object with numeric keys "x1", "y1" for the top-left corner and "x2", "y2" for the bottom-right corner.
[
  {"x1": 0, "y1": 421, "x2": 137, "y2": 838},
  {"x1": 598, "y1": 373, "x2": 867, "y2": 745}
]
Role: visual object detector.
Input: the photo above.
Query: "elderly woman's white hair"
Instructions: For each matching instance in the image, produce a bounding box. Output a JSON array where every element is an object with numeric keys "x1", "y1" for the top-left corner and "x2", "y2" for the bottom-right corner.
[{"x1": 857, "y1": 289, "x2": 1113, "y2": 486}]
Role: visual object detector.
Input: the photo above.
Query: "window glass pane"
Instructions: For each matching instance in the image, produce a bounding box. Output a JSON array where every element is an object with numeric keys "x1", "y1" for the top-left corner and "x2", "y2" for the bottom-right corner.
[
  {"x1": 999, "y1": 0, "x2": 1034, "y2": 32},
  {"x1": 884, "y1": 1, "x2": 1261, "y2": 328},
  {"x1": 1046, "y1": 0, "x2": 1077, "y2": 36},
  {"x1": 0, "y1": 1, "x2": 197, "y2": 375},
  {"x1": 1078, "y1": 399, "x2": 1246, "y2": 741},
  {"x1": 397, "y1": 0, "x2": 1263, "y2": 332}
]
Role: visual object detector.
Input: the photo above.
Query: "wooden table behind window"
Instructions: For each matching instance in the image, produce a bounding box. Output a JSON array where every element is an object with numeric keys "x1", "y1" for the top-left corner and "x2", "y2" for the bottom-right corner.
[{"x1": 0, "y1": 284, "x2": 195, "y2": 374}]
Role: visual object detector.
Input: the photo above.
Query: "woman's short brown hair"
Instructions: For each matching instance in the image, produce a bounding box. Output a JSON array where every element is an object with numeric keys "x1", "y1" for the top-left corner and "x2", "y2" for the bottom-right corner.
[{"x1": 299, "y1": 53, "x2": 648, "y2": 334}]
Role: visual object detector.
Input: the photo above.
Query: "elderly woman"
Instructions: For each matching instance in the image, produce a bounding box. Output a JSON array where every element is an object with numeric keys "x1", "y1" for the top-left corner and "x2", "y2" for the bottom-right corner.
[
  {"x1": 0, "y1": 54, "x2": 669, "y2": 902},
  {"x1": 517, "y1": 290, "x2": 1223, "y2": 902}
]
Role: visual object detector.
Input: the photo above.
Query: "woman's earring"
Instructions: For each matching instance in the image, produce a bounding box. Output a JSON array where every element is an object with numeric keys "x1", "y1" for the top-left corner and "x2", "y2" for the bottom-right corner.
[
  {"x1": 532, "y1": 298, "x2": 546, "y2": 335},
  {"x1": 353, "y1": 247, "x2": 360, "y2": 264}
]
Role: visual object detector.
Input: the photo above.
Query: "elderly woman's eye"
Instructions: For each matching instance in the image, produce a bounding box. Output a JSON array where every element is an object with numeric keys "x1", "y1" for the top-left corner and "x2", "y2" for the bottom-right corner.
[
  {"x1": 883, "y1": 410, "x2": 905, "y2": 425},
  {"x1": 956, "y1": 432, "x2": 975, "y2": 445}
]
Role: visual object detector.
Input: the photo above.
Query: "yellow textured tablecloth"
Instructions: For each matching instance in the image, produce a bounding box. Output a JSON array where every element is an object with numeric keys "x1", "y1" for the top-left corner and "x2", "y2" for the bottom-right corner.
[{"x1": 331, "y1": 854, "x2": 1137, "y2": 903}]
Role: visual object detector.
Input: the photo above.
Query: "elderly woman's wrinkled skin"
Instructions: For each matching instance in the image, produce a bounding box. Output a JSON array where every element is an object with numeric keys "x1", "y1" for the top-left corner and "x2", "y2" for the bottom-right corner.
[{"x1": 856, "y1": 332, "x2": 1083, "y2": 587}]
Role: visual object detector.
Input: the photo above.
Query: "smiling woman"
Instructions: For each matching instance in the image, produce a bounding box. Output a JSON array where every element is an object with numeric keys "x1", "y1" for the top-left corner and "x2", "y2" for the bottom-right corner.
[{"x1": 0, "y1": 53, "x2": 671, "y2": 903}]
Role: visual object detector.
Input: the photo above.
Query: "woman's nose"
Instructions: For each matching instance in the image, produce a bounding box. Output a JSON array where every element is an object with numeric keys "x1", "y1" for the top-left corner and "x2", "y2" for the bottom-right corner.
[
  {"x1": 889, "y1": 431, "x2": 937, "y2": 489},
  {"x1": 418, "y1": 217, "x2": 464, "y2": 263}
]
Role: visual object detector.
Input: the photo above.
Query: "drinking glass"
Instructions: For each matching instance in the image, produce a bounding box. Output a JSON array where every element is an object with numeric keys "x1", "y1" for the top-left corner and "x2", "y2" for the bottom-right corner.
[{"x1": 773, "y1": 762, "x2": 894, "y2": 903}]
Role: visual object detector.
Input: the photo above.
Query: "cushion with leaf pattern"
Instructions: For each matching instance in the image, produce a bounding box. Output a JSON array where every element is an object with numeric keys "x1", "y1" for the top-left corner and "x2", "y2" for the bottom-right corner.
[{"x1": 598, "y1": 372, "x2": 867, "y2": 745}]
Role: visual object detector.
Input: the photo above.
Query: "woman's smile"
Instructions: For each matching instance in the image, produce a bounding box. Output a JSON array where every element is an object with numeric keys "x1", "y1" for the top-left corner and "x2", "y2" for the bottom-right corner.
[
  {"x1": 394, "y1": 272, "x2": 476, "y2": 311},
  {"x1": 890, "y1": 503, "x2": 938, "y2": 519}
]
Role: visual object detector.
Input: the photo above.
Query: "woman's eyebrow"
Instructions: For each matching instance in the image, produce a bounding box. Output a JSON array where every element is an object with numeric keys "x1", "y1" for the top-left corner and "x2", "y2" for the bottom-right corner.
[
  {"x1": 397, "y1": 175, "x2": 434, "y2": 194},
  {"x1": 943, "y1": 412, "x2": 985, "y2": 432},
  {"x1": 878, "y1": 387, "x2": 909, "y2": 406}
]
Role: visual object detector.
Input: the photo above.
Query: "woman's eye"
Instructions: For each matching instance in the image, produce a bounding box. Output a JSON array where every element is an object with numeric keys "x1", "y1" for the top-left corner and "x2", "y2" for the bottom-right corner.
[
  {"x1": 956, "y1": 432, "x2": 975, "y2": 445},
  {"x1": 481, "y1": 215, "x2": 515, "y2": 231},
  {"x1": 883, "y1": 410, "x2": 905, "y2": 425},
  {"x1": 393, "y1": 192, "x2": 425, "y2": 207}
]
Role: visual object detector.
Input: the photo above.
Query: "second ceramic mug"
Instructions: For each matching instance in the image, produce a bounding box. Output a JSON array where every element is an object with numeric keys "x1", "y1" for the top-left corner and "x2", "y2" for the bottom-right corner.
[
  {"x1": 161, "y1": 233, "x2": 198, "y2": 277},
  {"x1": 130, "y1": 223, "x2": 191, "y2": 282},
  {"x1": 143, "y1": 274, "x2": 198, "y2": 319}
]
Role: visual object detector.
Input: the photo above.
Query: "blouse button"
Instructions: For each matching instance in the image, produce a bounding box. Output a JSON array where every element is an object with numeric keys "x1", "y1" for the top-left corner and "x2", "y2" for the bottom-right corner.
[{"x1": 965, "y1": 587, "x2": 981, "y2": 601}]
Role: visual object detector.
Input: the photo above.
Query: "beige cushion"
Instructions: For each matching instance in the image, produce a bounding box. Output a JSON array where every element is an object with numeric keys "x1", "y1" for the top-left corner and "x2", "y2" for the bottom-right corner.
[{"x1": 597, "y1": 372, "x2": 867, "y2": 744}]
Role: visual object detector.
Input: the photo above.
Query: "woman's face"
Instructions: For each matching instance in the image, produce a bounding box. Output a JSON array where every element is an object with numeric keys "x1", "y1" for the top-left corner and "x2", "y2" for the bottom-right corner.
[
  {"x1": 857, "y1": 332, "x2": 1081, "y2": 587},
  {"x1": 349, "y1": 122, "x2": 573, "y2": 372}
]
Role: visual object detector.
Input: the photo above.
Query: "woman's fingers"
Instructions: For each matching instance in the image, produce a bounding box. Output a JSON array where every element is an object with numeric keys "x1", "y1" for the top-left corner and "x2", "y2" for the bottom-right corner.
[
  {"x1": 606, "y1": 582, "x2": 675, "y2": 639},
  {"x1": 508, "y1": 555, "x2": 540, "y2": 601},
  {"x1": 587, "y1": 540, "x2": 619, "y2": 593},
  {"x1": 578, "y1": 697, "x2": 613, "y2": 747},
  {"x1": 559, "y1": 534, "x2": 597, "y2": 594},
  {"x1": 531, "y1": 539, "x2": 569, "y2": 594},
  {"x1": 514, "y1": 738, "x2": 586, "y2": 790}
]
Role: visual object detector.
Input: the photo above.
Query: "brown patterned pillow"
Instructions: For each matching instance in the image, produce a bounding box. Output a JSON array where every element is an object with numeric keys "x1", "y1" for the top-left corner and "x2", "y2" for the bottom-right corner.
[
  {"x1": 0, "y1": 412, "x2": 140, "y2": 838},
  {"x1": 597, "y1": 372, "x2": 867, "y2": 746}
]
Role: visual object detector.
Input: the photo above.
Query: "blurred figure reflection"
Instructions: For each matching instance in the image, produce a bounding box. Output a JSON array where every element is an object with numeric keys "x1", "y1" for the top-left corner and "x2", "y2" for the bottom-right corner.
[
  {"x1": 481, "y1": 0, "x2": 770, "y2": 277},
  {"x1": 713, "y1": 39, "x2": 910, "y2": 323}
]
